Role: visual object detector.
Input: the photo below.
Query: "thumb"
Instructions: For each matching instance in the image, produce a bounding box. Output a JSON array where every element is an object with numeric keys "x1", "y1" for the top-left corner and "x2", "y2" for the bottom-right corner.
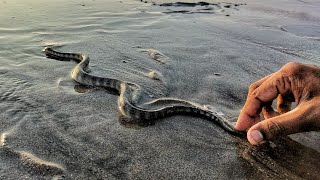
[{"x1": 246, "y1": 108, "x2": 305, "y2": 145}]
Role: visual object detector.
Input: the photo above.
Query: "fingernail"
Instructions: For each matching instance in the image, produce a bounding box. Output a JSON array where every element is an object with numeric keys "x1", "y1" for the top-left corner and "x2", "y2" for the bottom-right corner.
[{"x1": 251, "y1": 130, "x2": 264, "y2": 143}]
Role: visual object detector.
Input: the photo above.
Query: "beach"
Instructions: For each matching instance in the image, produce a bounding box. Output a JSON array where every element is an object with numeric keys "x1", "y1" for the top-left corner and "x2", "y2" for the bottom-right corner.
[{"x1": 0, "y1": 0, "x2": 320, "y2": 179}]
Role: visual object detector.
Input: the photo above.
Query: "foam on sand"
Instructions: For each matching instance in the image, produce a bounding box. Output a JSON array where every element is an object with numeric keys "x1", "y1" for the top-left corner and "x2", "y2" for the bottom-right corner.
[{"x1": 0, "y1": 133, "x2": 7, "y2": 147}]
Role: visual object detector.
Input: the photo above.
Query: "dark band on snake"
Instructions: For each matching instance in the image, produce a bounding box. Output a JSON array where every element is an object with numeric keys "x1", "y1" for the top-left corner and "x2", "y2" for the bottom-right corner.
[{"x1": 43, "y1": 47, "x2": 244, "y2": 137}]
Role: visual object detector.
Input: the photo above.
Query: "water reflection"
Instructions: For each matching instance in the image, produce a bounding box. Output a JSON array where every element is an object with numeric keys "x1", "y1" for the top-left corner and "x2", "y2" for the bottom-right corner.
[{"x1": 236, "y1": 136, "x2": 320, "y2": 179}]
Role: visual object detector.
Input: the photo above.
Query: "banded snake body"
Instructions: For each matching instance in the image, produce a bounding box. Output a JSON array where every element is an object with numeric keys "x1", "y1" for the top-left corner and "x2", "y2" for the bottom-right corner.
[{"x1": 43, "y1": 47, "x2": 244, "y2": 136}]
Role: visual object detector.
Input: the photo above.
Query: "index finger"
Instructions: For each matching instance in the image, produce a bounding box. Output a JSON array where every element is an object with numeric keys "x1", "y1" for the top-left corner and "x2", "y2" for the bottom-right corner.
[
  {"x1": 236, "y1": 73, "x2": 279, "y2": 131},
  {"x1": 247, "y1": 73, "x2": 274, "y2": 96}
]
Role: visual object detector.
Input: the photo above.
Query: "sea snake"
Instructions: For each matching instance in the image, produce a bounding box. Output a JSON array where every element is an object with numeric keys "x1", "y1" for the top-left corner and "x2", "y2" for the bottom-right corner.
[{"x1": 43, "y1": 47, "x2": 244, "y2": 136}]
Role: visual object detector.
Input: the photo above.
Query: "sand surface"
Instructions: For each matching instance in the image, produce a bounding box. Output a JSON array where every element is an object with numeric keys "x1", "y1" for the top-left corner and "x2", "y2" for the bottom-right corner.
[{"x1": 0, "y1": 0, "x2": 320, "y2": 179}]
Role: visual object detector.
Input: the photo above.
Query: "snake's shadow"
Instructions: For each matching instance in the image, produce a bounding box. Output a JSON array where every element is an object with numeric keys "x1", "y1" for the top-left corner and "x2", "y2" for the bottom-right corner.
[
  {"x1": 72, "y1": 82, "x2": 245, "y2": 137},
  {"x1": 44, "y1": 48, "x2": 244, "y2": 137},
  {"x1": 236, "y1": 136, "x2": 320, "y2": 179}
]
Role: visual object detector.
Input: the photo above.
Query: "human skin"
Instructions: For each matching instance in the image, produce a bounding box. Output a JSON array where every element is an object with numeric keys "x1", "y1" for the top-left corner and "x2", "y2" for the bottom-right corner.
[{"x1": 236, "y1": 62, "x2": 320, "y2": 145}]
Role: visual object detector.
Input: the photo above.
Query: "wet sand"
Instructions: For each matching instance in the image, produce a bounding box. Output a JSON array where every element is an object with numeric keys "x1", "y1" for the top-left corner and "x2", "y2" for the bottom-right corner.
[{"x1": 0, "y1": 0, "x2": 319, "y2": 179}]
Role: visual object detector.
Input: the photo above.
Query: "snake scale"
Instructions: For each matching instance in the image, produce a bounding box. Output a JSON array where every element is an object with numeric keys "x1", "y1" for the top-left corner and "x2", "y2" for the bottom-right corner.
[{"x1": 43, "y1": 47, "x2": 244, "y2": 136}]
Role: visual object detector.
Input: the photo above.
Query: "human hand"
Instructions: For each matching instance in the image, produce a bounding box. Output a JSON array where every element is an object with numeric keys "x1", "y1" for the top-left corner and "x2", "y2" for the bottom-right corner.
[{"x1": 236, "y1": 62, "x2": 320, "y2": 145}]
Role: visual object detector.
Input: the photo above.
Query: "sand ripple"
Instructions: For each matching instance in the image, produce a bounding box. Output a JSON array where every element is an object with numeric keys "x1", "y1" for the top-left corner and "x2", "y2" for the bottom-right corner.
[{"x1": 0, "y1": 131, "x2": 64, "y2": 178}]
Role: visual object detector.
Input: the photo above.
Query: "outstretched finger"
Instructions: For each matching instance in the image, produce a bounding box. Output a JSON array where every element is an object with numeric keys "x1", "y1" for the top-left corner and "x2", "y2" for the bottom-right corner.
[
  {"x1": 236, "y1": 74, "x2": 274, "y2": 131},
  {"x1": 243, "y1": 69, "x2": 300, "y2": 119},
  {"x1": 247, "y1": 73, "x2": 274, "y2": 96},
  {"x1": 236, "y1": 73, "x2": 282, "y2": 131}
]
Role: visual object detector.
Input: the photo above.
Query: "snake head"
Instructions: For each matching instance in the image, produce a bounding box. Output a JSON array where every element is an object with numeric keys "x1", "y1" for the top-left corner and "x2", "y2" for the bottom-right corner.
[{"x1": 42, "y1": 47, "x2": 50, "y2": 53}]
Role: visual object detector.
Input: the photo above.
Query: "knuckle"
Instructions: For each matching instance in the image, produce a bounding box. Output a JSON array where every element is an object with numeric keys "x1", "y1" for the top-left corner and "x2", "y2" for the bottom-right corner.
[
  {"x1": 262, "y1": 120, "x2": 286, "y2": 139},
  {"x1": 251, "y1": 89, "x2": 260, "y2": 99},
  {"x1": 281, "y1": 62, "x2": 303, "y2": 75},
  {"x1": 249, "y1": 82, "x2": 259, "y2": 92},
  {"x1": 274, "y1": 78, "x2": 283, "y2": 89}
]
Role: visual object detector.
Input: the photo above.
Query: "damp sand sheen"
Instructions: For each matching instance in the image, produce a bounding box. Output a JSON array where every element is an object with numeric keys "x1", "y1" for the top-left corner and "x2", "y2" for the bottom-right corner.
[{"x1": 0, "y1": 0, "x2": 320, "y2": 179}]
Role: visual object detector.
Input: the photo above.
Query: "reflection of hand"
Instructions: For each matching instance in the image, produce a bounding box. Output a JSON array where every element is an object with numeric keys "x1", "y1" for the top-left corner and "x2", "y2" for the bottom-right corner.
[{"x1": 236, "y1": 62, "x2": 320, "y2": 145}]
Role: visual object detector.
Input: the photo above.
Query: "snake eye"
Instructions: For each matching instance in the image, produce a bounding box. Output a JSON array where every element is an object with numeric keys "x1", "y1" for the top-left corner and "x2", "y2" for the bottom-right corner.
[{"x1": 42, "y1": 47, "x2": 49, "y2": 52}]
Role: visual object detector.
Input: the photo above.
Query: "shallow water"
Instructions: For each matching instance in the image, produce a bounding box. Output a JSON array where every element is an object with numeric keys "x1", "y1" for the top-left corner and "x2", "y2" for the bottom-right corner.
[{"x1": 0, "y1": 0, "x2": 320, "y2": 179}]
